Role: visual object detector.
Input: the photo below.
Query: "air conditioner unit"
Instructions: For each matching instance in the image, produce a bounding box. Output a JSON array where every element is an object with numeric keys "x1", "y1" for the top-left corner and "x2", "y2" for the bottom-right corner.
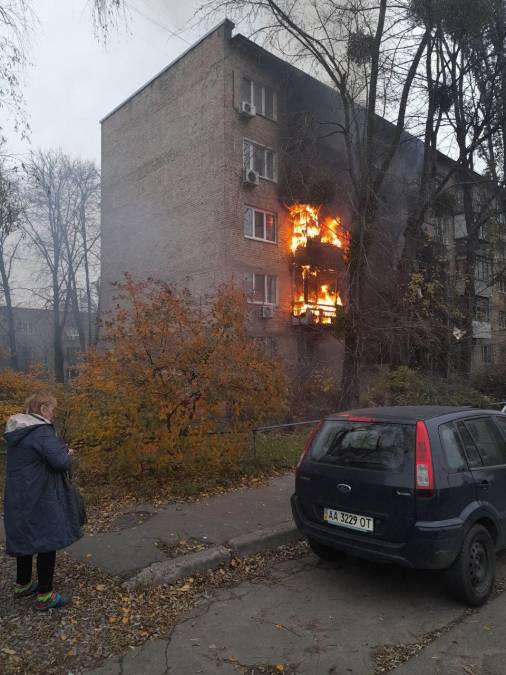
[
  {"x1": 240, "y1": 101, "x2": 256, "y2": 118},
  {"x1": 260, "y1": 305, "x2": 274, "y2": 319},
  {"x1": 244, "y1": 168, "x2": 260, "y2": 186}
]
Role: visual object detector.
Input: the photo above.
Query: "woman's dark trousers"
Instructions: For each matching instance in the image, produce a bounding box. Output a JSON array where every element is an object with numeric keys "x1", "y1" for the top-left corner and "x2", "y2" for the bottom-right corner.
[{"x1": 16, "y1": 552, "x2": 56, "y2": 593}]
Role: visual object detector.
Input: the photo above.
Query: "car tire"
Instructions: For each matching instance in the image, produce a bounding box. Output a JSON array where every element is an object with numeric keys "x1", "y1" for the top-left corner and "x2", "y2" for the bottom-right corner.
[
  {"x1": 307, "y1": 537, "x2": 344, "y2": 561},
  {"x1": 445, "y1": 524, "x2": 495, "y2": 606}
]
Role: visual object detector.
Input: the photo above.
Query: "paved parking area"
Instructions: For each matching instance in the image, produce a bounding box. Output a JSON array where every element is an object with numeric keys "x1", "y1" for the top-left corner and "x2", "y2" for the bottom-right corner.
[{"x1": 88, "y1": 550, "x2": 506, "y2": 674}]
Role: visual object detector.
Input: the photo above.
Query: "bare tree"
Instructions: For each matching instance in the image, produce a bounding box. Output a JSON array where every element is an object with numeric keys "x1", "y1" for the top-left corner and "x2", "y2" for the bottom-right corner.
[
  {"x1": 22, "y1": 150, "x2": 100, "y2": 381},
  {"x1": 0, "y1": 154, "x2": 23, "y2": 368}
]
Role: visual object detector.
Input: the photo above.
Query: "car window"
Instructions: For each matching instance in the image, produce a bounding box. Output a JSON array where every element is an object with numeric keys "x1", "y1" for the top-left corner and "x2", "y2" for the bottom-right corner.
[
  {"x1": 439, "y1": 422, "x2": 468, "y2": 472},
  {"x1": 455, "y1": 422, "x2": 483, "y2": 468},
  {"x1": 310, "y1": 420, "x2": 414, "y2": 472},
  {"x1": 494, "y1": 416, "x2": 506, "y2": 440},
  {"x1": 463, "y1": 417, "x2": 506, "y2": 467}
]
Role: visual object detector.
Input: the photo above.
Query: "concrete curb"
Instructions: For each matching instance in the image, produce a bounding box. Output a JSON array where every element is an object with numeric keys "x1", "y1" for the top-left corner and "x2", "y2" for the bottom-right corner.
[
  {"x1": 124, "y1": 545, "x2": 231, "y2": 589},
  {"x1": 228, "y1": 522, "x2": 301, "y2": 557},
  {"x1": 125, "y1": 523, "x2": 301, "y2": 588}
]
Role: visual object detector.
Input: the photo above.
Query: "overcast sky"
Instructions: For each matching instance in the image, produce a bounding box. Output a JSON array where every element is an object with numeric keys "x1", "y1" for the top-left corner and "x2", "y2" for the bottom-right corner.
[{"x1": 6, "y1": 0, "x2": 214, "y2": 165}]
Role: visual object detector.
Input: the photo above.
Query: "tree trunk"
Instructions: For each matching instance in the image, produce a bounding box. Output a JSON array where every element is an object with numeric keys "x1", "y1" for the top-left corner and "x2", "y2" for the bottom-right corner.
[
  {"x1": 52, "y1": 271, "x2": 65, "y2": 382},
  {"x1": 0, "y1": 250, "x2": 18, "y2": 370}
]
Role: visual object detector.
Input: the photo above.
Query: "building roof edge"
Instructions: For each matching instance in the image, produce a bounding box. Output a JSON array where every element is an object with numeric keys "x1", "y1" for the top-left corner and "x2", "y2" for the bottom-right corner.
[{"x1": 100, "y1": 18, "x2": 234, "y2": 124}]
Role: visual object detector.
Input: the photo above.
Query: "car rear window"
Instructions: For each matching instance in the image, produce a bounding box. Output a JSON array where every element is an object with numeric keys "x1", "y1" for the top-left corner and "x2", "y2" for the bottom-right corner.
[{"x1": 310, "y1": 420, "x2": 414, "y2": 471}]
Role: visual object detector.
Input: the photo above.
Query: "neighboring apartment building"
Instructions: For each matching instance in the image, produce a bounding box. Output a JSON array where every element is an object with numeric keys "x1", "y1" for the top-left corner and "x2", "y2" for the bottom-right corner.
[
  {"x1": 100, "y1": 19, "x2": 506, "y2": 374},
  {"x1": 0, "y1": 307, "x2": 89, "y2": 379}
]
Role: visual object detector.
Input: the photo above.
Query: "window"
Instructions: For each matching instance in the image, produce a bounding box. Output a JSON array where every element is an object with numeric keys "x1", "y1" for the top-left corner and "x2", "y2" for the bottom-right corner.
[
  {"x1": 310, "y1": 420, "x2": 415, "y2": 473},
  {"x1": 434, "y1": 220, "x2": 448, "y2": 245},
  {"x1": 456, "y1": 422, "x2": 483, "y2": 468},
  {"x1": 241, "y1": 77, "x2": 277, "y2": 120},
  {"x1": 473, "y1": 296, "x2": 490, "y2": 323},
  {"x1": 439, "y1": 422, "x2": 468, "y2": 472},
  {"x1": 244, "y1": 272, "x2": 277, "y2": 304},
  {"x1": 481, "y1": 343, "x2": 493, "y2": 364},
  {"x1": 477, "y1": 223, "x2": 488, "y2": 241},
  {"x1": 243, "y1": 140, "x2": 277, "y2": 181},
  {"x1": 475, "y1": 256, "x2": 492, "y2": 282},
  {"x1": 499, "y1": 311, "x2": 506, "y2": 330},
  {"x1": 16, "y1": 320, "x2": 33, "y2": 335},
  {"x1": 244, "y1": 207, "x2": 277, "y2": 243},
  {"x1": 463, "y1": 417, "x2": 506, "y2": 466},
  {"x1": 494, "y1": 416, "x2": 506, "y2": 440},
  {"x1": 499, "y1": 275, "x2": 506, "y2": 294}
]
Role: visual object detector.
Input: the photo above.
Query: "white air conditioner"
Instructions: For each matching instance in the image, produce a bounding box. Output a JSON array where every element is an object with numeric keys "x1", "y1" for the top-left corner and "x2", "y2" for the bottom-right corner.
[
  {"x1": 243, "y1": 168, "x2": 260, "y2": 186},
  {"x1": 240, "y1": 101, "x2": 256, "y2": 118},
  {"x1": 260, "y1": 305, "x2": 274, "y2": 319}
]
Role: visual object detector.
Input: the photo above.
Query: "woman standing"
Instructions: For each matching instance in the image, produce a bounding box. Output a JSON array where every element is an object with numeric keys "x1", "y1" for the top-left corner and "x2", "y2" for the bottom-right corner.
[{"x1": 3, "y1": 392, "x2": 83, "y2": 611}]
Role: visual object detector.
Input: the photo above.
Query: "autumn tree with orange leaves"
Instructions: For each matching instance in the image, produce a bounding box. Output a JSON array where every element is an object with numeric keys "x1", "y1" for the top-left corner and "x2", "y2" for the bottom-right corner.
[{"x1": 66, "y1": 278, "x2": 286, "y2": 482}]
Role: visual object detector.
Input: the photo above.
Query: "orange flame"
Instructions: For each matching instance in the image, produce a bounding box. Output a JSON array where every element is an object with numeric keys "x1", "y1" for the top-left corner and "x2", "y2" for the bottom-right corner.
[
  {"x1": 289, "y1": 203, "x2": 348, "y2": 253},
  {"x1": 293, "y1": 279, "x2": 343, "y2": 325}
]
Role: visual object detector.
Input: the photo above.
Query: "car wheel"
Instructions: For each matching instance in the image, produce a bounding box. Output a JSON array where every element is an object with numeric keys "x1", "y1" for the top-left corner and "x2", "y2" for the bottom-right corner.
[
  {"x1": 446, "y1": 524, "x2": 495, "y2": 606},
  {"x1": 307, "y1": 537, "x2": 344, "y2": 561}
]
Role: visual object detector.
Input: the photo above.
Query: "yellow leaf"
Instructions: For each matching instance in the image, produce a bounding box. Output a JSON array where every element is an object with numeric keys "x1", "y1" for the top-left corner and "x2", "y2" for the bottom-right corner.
[
  {"x1": 276, "y1": 666, "x2": 284, "y2": 673},
  {"x1": 67, "y1": 650, "x2": 76, "y2": 657},
  {"x1": 122, "y1": 617, "x2": 129, "y2": 625},
  {"x1": 178, "y1": 583, "x2": 191, "y2": 592},
  {"x1": 96, "y1": 584, "x2": 106, "y2": 592}
]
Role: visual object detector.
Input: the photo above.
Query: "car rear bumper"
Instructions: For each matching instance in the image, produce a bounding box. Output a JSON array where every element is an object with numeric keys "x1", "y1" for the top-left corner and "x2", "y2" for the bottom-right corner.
[{"x1": 291, "y1": 493, "x2": 462, "y2": 570}]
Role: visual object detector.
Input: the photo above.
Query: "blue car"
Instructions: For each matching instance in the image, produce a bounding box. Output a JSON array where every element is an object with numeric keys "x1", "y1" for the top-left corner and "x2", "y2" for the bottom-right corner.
[{"x1": 291, "y1": 406, "x2": 506, "y2": 605}]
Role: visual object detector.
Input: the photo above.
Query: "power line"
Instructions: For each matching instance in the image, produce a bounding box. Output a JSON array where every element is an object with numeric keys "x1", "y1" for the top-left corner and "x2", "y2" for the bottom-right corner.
[{"x1": 124, "y1": 1, "x2": 191, "y2": 45}]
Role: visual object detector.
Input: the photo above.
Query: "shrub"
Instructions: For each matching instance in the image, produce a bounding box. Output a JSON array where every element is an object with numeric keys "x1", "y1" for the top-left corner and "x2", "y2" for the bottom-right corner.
[
  {"x1": 66, "y1": 278, "x2": 286, "y2": 483},
  {"x1": 0, "y1": 368, "x2": 57, "y2": 425},
  {"x1": 361, "y1": 366, "x2": 491, "y2": 408},
  {"x1": 473, "y1": 357, "x2": 506, "y2": 402}
]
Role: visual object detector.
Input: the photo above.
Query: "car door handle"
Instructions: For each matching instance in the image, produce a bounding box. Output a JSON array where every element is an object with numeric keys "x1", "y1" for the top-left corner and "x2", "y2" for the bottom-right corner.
[{"x1": 477, "y1": 480, "x2": 490, "y2": 490}]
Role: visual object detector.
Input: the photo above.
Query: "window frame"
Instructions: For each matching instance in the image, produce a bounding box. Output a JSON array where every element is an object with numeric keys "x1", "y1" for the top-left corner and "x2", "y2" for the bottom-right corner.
[
  {"x1": 241, "y1": 77, "x2": 277, "y2": 121},
  {"x1": 244, "y1": 206, "x2": 278, "y2": 244},
  {"x1": 498, "y1": 275, "x2": 506, "y2": 294},
  {"x1": 244, "y1": 271, "x2": 278, "y2": 305},
  {"x1": 499, "y1": 310, "x2": 506, "y2": 330},
  {"x1": 473, "y1": 296, "x2": 491, "y2": 323},
  {"x1": 475, "y1": 256, "x2": 492, "y2": 282},
  {"x1": 481, "y1": 343, "x2": 493, "y2": 364},
  {"x1": 243, "y1": 139, "x2": 278, "y2": 182},
  {"x1": 460, "y1": 416, "x2": 506, "y2": 468}
]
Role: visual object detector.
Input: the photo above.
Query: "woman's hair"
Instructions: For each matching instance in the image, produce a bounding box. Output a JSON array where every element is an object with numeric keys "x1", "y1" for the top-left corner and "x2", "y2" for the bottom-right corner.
[{"x1": 24, "y1": 391, "x2": 57, "y2": 416}]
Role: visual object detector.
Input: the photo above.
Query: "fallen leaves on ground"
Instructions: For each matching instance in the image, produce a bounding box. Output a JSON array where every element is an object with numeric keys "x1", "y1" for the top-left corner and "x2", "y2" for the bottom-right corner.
[{"x1": 0, "y1": 540, "x2": 309, "y2": 675}]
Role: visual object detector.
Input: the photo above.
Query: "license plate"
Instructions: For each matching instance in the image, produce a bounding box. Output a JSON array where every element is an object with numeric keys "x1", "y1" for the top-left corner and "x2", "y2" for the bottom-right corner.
[{"x1": 324, "y1": 508, "x2": 374, "y2": 533}]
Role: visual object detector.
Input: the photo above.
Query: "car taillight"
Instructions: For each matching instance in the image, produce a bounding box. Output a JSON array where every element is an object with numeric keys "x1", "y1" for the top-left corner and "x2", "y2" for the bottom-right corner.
[
  {"x1": 296, "y1": 421, "x2": 322, "y2": 477},
  {"x1": 415, "y1": 420, "x2": 434, "y2": 492}
]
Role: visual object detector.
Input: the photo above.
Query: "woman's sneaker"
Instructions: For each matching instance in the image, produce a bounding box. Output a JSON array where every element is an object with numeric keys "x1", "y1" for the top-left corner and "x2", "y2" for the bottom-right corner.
[
  {"x1": 34, "y1": 592, "x2": 69, "y2": 611},
  {"x1": 15, "y1": 581, "x2": 38, "y2": 598}
]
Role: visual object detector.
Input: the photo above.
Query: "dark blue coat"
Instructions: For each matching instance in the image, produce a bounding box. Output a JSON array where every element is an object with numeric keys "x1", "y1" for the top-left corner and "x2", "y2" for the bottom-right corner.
[{"x1": 3, "y1": 418, "x2": 83, "y2": 556}]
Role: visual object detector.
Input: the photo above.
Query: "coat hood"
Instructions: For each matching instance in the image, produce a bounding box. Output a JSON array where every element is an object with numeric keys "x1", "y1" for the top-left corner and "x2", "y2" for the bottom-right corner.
[{"x1": 4, "y1": 413, "x2": 49, "y2": 447}]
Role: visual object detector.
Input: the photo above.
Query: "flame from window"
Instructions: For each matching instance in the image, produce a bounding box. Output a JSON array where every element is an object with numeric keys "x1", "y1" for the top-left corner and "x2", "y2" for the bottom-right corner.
[
  {"x1": 292, "y1": 266, "x2": 343, "y2": 325},
  {"x1": 289, "y1": 203, "x2": 348, "y2": 254}
]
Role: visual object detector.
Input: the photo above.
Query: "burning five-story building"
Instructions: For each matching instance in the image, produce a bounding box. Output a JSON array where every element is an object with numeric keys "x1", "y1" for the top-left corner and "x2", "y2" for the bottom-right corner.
[{"x1": 100, "y1": 20, "x2": 506, "y2": 376}]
